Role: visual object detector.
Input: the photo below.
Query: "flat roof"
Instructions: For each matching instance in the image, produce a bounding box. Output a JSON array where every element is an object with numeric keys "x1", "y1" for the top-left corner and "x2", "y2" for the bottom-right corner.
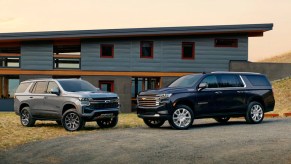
[{"x1": 0, "y1": 23, "x2": 273, "y2": 41}]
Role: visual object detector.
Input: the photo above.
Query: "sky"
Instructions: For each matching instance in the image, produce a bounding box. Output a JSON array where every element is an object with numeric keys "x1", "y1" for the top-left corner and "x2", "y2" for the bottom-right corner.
[{"x1": 0, "y1": 0, "x2": 290, "y2": 61}]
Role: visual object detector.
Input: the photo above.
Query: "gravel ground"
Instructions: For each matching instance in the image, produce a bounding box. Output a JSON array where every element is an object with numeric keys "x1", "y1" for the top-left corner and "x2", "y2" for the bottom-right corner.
[{"x1": 1, "y1": 118, "x2": 291, "y2": 164}]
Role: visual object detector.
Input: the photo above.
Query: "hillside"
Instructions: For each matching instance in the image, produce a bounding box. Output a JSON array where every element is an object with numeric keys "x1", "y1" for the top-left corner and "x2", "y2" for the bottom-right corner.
[
  {"x1": 272, "y1": 77, "x2": 291, "y2": 115},
  {"x1": 260, "y1": 51, "x2": 291, "y2": 63}
]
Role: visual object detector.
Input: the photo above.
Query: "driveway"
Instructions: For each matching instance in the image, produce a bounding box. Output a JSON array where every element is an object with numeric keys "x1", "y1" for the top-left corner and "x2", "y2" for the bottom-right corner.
[{"x1": 1, "y1": 118, "x2": 291, "y2": 164}]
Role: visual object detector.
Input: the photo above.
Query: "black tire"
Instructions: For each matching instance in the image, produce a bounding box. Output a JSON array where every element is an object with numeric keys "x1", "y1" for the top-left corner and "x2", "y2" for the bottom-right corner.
[
  {"x1": 245, "y1": 101, "x2": 264, "y2": 124},
  {"x1": 56, "y1": 120, "x2": 62, "y2": 126},
  {"x1": 20, "y1": 107, "x2": 36, "y2": 127},
  {"x1": 97, "y1": 117, "x2": 118, "y2": 128},
  {"x1": 169, "y1": 105, "x2": 194, "y2": 130},
  {"x1": 214, "y1": 117, "x2": 230, "y2": 124},
  {"x1": 143, "y1": 118, "x2": 165, "y2": 128},
  {"x1": 62, "y1": 109, "x2": 85, "y2": 131}
]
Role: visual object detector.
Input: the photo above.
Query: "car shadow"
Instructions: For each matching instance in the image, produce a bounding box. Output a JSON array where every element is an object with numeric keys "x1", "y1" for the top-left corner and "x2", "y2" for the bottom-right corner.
[{"x1": 155, "y1": 118, "x2": 280, "y2": 130}]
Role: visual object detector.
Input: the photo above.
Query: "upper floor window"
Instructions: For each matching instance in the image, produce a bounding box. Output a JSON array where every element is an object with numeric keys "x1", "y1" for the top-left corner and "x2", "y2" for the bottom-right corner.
[
  {"x1": 182, "y1": 42, "x2": 195, "y2": 59},
  {"x1": 215, "y1": 39, "x2": 238, "y2": 48},
  {"x1": 0, "y1": 43, "x2": 21, "y2": 68},
  {"x1": 53, "y1": 40, "x2": 81, "y2": 69},
  {"x1": 100, "y1": 44, "x2": 114, "y2": 58},
  {"x1": 140, "y1": 41, "x2": 153, "y2": 58}
]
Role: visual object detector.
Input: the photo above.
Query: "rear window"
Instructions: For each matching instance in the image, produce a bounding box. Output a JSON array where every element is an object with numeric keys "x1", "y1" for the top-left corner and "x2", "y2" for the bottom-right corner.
[
  {"x1": 246, "y1": 75, "x2": 271, "y2": 86},
  {"x1": 16, "y1": 82, "x2": 31, "y2": 93}
]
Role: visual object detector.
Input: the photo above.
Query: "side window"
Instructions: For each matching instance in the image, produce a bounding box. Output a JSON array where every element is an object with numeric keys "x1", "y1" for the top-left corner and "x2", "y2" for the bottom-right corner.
[
  {"x1": 47, "y1": 82, "x2": 59, "y2": 93},
  {"x1": 246, "y1": 75, "x2": 271, "y2": 86},
  {"x1": 16, "y1": 82, "x2": 31, "y2": 93},
  {"x1": 217, "y1": 74, "x2": 244, "y2": 88},
  {"x1": 31, "y1": 81, "x2": 48, "y2": 94},
  {"x1": 200, "y1": 75, "x2": 219, "y2": 88}
]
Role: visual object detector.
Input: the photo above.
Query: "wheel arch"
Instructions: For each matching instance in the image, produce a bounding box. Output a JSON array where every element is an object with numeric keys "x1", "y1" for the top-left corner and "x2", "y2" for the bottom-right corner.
[
  {"x1": 19, "y1": 103, "x2": 30, "y2": 113},
  {"x1": 173, "y1": 99, "x2": 195, "y2": 113},
  {"x1": 247, "y1": 96, "x2": 265, "y2": 110},
  {"x1": 62, "y1": 103, "x2": 77, "y2": 115}
]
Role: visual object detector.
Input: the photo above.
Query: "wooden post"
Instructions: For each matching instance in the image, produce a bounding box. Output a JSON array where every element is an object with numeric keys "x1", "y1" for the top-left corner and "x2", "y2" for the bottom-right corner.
[
  {"x1": 0, "y1": 77, "x2": 2, "y2": 98},
  {"x1": 3, "y1": 77, "x2": 8, "y2": 98}
]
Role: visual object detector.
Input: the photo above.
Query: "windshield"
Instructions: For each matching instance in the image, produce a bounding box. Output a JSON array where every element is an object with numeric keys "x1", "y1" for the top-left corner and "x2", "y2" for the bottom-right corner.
[
  {"x1": 58, "y1": 79, "x2": 97, "y2": 92},
  {"x1": 168, "y1": 74, "x2": 202, "y2": 88}
]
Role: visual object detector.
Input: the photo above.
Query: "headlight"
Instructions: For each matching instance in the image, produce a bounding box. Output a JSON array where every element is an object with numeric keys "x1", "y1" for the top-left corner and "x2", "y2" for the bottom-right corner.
[
  {"x1": 78, "y1": 97, "x2": 92, "y2": 106},
  {"x1": 157, "y1": 93, "x2": 172, "y2": 99}
]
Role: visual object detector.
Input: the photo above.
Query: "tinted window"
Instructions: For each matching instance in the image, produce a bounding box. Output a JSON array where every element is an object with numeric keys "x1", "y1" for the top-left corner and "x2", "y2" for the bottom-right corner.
[
  {"x1": 31, "y1": 81, "x2": 48, "y2": 94},
  {"x1": 217, "y1": 74, "x2": 244, "y2": 88},
  {"x1": 200, "y1": 75, "x2": 219, "y2": 88},
  {"x1": 58, "y1": 80, "x2": 97, "y2": 92},
  {"x1": 16, "y1": 82, "x2": 31, "y2": 93},
  {"x1": 140, "y1": 41, "x2": 153, "y2": 58},
  {"x1": 169, "y1": 75, "x2": 203, "y2": 88},
  {"x1": 246, "y1": 75, "x2": 271, "y2": 86},
  {"x1": 47, "y1": 82, "x2": 59, "y2": 93},
  {"x1": 182, "y1": 42, "x2": 195, "y2": 59}
]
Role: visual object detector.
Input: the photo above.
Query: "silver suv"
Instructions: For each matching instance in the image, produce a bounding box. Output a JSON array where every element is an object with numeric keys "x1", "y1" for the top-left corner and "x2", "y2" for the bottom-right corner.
[{"x1": 14, "y1": 79, "x2": 120, "y2": 131}]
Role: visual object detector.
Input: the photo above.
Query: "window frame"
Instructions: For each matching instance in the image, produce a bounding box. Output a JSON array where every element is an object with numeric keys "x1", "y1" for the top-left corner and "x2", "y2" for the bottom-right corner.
[
  {"x1": 182, "y1": 42, "x2": 195, "y2": 60},
  {"x1": 100, "y1": 44, "x2": 114, "y2": 58},
  {"x1": 140, "y1": 41, "x2": 154, "y2": 59},
  {"x1": 99, "y1": 80, "x2": 114, "y2": 92},
  {"x1": 214, "y1": 39, "x2": 238, "y2": 48}
]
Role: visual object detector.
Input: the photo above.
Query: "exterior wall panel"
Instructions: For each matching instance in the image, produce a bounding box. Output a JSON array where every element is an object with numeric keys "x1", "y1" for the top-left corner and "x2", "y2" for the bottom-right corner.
[
  {"x1": 81, "y1": 35, "x2": 248, "y2": 73},
  {"x1": 21, "y1": 41, "x2": 53, "y2": 70}
]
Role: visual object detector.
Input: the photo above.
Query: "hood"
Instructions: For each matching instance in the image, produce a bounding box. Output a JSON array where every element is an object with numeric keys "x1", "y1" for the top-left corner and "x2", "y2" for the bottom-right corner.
[
  {"x1": 65, "y1": 91, "x2": 118, "y2": 98},
  {"x1": 139, "y1": 87, "x2": 192, "y2": 96}
]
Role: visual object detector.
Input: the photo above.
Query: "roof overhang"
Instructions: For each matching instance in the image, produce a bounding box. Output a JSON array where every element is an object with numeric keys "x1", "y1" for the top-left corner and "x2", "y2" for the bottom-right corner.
[{"x1": 0, "y1": 23, "x2": 273, "y2": 42}]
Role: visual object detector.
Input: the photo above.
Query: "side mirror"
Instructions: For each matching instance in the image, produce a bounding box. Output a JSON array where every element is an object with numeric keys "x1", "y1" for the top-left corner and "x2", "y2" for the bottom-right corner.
[
  {"x1": 198, "y1": 83, "x2": 208, "y2": 91},
  {"x1": 50, "y1": 87, "x2": 60, "y2": 95}
]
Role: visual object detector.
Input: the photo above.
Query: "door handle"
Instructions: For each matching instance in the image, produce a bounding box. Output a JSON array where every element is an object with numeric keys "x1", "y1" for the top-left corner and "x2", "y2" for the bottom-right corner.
[
  {"x1": 29, "y1": 96, "x2": 33, "y2": 98},
  {"x1": 215, "y1": 91, "x2": 222, "y2": 94}
]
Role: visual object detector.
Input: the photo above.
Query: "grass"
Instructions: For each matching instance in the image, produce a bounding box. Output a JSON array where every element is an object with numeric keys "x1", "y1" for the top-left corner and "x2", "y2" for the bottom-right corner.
[
  {"x1": 0, "y1": 113, "x2": 144, "y2": 151},
  {"x1": 260, "y1": 51, "x2": 291, "y2": 63},
  {"x1": 272, "y1": 77, "x2": 291, "y2": 115}
]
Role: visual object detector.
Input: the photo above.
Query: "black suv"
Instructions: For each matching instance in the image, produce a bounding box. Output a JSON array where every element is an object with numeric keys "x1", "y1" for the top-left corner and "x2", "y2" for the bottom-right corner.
[
  {"x1": 14, "y1": 79, "x2": 120, "y2": 131},
  {"x1": 137, "y1": 72, "x2": 275, "y2": 130}
]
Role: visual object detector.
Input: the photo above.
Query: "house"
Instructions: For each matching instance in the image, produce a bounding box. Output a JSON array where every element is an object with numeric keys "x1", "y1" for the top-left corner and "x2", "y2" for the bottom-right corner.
[{"x1": 0, "y1": 23, "x2": 273, "y2": 112}]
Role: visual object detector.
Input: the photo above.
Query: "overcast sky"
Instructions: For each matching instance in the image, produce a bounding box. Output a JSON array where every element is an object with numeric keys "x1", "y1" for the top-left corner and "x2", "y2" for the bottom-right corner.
[{"x1": 0, "y1": 0, "x2": 290, "y2": 61}]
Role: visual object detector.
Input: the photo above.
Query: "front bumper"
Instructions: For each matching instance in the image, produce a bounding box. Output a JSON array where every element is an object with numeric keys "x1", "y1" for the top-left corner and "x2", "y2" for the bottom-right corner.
[
  {"x1": 136, "y1": 103, "x2": 173, "y2": 120},
  {"x1": 81, "y1": 107, "x2": 119, "y2": 121}
]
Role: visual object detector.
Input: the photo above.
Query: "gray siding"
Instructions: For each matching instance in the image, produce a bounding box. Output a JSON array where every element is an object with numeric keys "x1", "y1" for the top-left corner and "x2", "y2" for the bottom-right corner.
[
  {"x1": 81, "y1": 35, "x2": 248, "y2": 72},
  {"x1": 21, "y1": 41, "x2": 53, "y2": 70}
]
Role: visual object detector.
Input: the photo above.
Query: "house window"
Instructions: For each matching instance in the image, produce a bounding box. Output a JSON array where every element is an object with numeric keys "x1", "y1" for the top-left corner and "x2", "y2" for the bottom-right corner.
[
  {"x1": 101, "y1": 44, "x2": 114, "y2": 58},
  {"x1": 99, "y1": 81, "x2": 114, "y2": 92},
  {"x1": 0, "y1": 76, "x2": 19, "y2": 98},
  {"x1": 182, "y1": 42, "x2": 195, "y2": 59},
  {"x1": 215, "y1": 39, "x2": 238, "y2": 47},
  {"x1": 140, "y1": 41, "x2": 153, "y2": 58},
  {"x1": 53, "y1": 40, "x2": 81, "y2": 69},
  {"x1": 0, "y1": 44, "x2": 21, "y2": 68},
  {"x1": 131, "y1": 77, "x2": 160, "y2": 98}
]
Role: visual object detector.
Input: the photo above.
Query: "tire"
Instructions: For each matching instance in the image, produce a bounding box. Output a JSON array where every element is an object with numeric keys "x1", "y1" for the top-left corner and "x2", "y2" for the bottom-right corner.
[
  {"x1": 20, "y1": 107, "x2": 36, "y2": 127},
  {"x1": 143, "y1": 118, "x2": 165, "y2": 128},
  {"x1": 214, "y1": 117, "x2": 230, "y2": 124},
  {"x1": 245, "y1": 101, "x2": 264, "y2": 124},
  {"x1": 97, "y1": 117, "x2": 118, "y2": 128},
  {"x1": 56, "y1": 120, "x2": 62, "y2": 126},
  {"x1": 169, "y1": 105, "x2": 194, "y2": 130},
  {"x1": 62, "y1": 109, "x2": 85, "y2": 131}
]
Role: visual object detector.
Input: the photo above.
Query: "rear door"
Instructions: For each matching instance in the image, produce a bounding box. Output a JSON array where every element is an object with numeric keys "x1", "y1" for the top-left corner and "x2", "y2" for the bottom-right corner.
[
  {"x1": 215, "y1": 74, "x2": 246, "y2": 114},
  {"x1": 29, "y1": 81, "x2": 48, "y2": 117}
]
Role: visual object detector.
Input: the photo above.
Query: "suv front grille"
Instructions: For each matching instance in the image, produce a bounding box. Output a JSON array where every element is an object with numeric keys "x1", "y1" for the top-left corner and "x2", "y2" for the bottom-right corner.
[
  {"x1": 137, "y1": 95, "x2": 160, "y2": 107},
  {"x1": 89, "y1": 98, "x2": 119, "y2": 109}
]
